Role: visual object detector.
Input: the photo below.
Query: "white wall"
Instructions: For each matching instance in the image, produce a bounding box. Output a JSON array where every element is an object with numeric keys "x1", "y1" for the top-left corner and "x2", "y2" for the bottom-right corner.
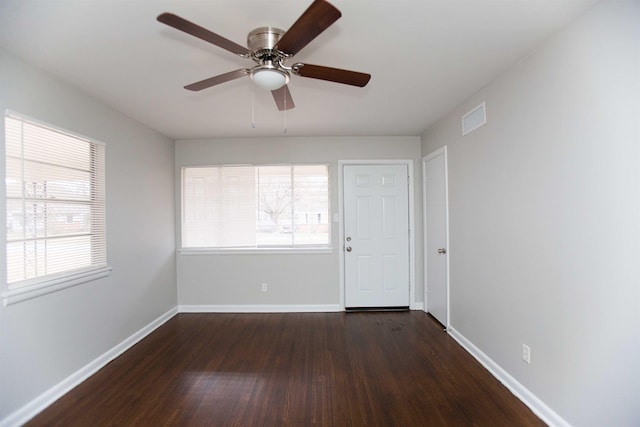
[
  {"x1": 175, "y1": 136, "x2": 422, "y2": 308},
  {"x1": 421, "y1": 1, "x2": 639, "y2": 425},
  {"x1": 0, "y1": 50, "x2": 177, "y2": 422}
]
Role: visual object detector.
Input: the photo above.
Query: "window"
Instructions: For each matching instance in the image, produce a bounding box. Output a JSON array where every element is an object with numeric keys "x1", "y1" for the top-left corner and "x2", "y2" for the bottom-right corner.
[
  {"x1": 182, "y1": 165, "x2": 330, "y2": 250},
  {"x1": 4, "y1": 112, "x2": 108, "y2": 304}
]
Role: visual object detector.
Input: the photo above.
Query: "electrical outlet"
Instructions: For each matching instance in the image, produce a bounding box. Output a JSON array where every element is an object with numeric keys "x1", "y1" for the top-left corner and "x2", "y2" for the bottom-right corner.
[
  {"x1": 261, "y1": 283, "x2": 268, "y2": 292},
  {"x1": 522, "y1": 344, "x2": 531, "y2": 364}
]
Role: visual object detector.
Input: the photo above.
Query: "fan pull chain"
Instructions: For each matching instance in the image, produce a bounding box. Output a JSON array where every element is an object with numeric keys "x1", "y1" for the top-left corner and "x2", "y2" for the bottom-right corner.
[
  {"x1": 251, "y1": 80, "x2": 256, "y2": 129},
  {"x1": 283, "y1": 89, "x2": 288, "y2": 134}
]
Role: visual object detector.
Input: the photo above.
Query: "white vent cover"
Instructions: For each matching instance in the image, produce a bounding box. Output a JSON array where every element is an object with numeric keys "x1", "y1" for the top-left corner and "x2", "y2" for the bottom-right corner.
[{"x1": 462, "y1": 102, "x2": 486, "y2": 136}]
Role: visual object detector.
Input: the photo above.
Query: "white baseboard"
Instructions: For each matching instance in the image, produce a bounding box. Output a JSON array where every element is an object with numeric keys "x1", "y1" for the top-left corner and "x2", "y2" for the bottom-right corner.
[
  {"x1": 178, "y1": 304, "x2": 343, "y2": 313},
  {"x1": 448, "y1": 327, "x2": 570, "y2": 427},
  {"x1": 179, "y1": 304, "x2": 426, "y2": 313},
  {"x1": 0, "y1": 306, "x2": 178, "y2": 427}
]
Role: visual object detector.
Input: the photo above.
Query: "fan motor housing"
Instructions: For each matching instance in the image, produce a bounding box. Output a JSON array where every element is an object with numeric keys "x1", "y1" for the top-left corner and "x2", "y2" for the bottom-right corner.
[{"x1": 248, "y1": 27, "x2": 286, "y2": 58}]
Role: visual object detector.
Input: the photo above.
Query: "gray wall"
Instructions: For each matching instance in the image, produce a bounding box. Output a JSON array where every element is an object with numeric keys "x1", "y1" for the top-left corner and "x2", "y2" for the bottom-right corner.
[
  {"x1": 421, "y1": 1, "x2": 639, "y2": 425},
  {"x1": 175, "y1": 136, "x2": 422, "y2": 308},
  {"x1": 0, "y1": 50, "x2": 177, "y2": 420}
]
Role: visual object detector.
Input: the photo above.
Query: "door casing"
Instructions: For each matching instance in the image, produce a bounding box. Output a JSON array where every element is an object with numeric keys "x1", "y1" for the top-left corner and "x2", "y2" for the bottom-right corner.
[{"x1": 338, "y1": 159, "x2": 416, "y2": 310}]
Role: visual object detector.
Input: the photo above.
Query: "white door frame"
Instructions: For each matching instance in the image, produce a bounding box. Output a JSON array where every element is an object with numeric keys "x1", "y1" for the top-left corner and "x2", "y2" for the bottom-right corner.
[
  {"x1": 338, "y1": 159, "x2": 416, "y2": 310},
  {"x1": 422, "y1": 147, "x2": 450, "y2": 329}
]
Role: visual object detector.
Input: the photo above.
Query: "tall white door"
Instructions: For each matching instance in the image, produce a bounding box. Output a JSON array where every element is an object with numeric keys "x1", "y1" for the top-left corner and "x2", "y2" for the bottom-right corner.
[
  {"x1": 424, "y1": 148, "x2": 449, "y2": 326},
  {"x1": 343, "y1": 164, "x2": 410, "y2": 308}
]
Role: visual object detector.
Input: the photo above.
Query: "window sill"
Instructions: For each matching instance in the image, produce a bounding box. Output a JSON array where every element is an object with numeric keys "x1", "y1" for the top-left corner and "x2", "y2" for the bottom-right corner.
[
  {"x1": 2, "y1": 266, "x2": 112, "y2": 306},
  {"x1": 179, "y1": 247, "x2": 334, "y2": 256}
]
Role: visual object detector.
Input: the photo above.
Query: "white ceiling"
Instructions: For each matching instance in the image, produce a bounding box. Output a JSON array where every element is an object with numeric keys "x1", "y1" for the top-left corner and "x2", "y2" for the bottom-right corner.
[{"x1": 0, "y1": 0, "x2": 597, "y2": 140}]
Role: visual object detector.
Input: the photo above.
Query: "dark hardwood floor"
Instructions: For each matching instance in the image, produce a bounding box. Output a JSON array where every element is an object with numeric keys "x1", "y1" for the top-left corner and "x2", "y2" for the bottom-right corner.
[{"x1": 27, "y1": 312, "x2": 545, "y2": 426}]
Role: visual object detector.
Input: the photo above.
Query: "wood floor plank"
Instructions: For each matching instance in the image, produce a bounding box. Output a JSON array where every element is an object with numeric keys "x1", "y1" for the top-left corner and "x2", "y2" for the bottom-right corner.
[{"x1": 26, "y1": 312, "x2": 545, "y2": 426}]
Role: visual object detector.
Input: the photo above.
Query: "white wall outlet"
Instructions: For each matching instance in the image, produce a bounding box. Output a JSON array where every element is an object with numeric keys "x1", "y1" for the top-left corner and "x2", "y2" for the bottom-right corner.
[
  {"x1": 522, "y1": 344, "x2": 531, "y2": 364},
  {"x1": 261, "y1": 283, "x2": 268, "y2": 292}
]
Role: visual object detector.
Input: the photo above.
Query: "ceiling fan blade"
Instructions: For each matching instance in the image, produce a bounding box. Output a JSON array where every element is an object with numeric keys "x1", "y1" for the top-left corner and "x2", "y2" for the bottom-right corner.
[
  {"x1": 294, "y1": 63, "x2": 371, "y2": 87},
  {"x1": 272, "y1": 85, "x2": 295, "y2": 111},
  {"x1": 184, "y1": 69, "x2": 249, "y2": 91},
  {"x1": 157, "y1": 12, "x2": 251, "y2": 57},
  {"x1": 275, "y1": 0, "x2": 341, "y2": 56}
]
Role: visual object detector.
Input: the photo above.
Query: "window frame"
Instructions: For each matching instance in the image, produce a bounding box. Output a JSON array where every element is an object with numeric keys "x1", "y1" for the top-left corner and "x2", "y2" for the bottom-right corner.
[
  {"x1": 179, "y1": 163, "x2": 333, "y2": 255},
  {"x1": 2, "y1": 111, "x2": 111, "y2": 306}
]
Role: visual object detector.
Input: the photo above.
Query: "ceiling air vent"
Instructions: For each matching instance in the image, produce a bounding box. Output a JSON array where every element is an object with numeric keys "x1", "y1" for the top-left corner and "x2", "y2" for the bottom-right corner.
[{"x1": 462, "y1": 102, "x2": 486, "y2": 136}]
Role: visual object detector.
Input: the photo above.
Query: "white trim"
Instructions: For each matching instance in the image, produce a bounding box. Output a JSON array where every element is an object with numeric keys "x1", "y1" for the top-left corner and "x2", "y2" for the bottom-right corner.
[
  {"x1": 3, "y1": 110, "x2": 108, "y2": 305},
  {"x1": 180, "y1": 163, "x2": 332, "y2": 250},
  {"x1": 338, "y1": 160, "x2": 416, "y2": 310},
  {"x1": 422, "y1": 147, "x2": 451, "y2": 328},
  {"x1": 448, "y1": 327, "x2": 570, "y2": 427},
  {"x1": 178, "y1": 304, "x2": 424, "y2": 313},
  {"x1": 338, "y1": 163, "x2": 346, "y2": 309},
  {"x1": 179, "y1": 247, "x2": 333, "y2": 255},
  {"x1": 421, "y1": 151, "x2": 427, "y2": 314},
  {"x1": 0, "y1": 114, "x2": 6, "y2": 307},
  {"x1": 178, "y1": 304, "x2": 343, "y2": 313},
  {"x1": 2, "y1": 266, "x2": 112, "y2": 306},
  {"x1": 0, "y1": 307, "x2": 178, "y2": 427}
]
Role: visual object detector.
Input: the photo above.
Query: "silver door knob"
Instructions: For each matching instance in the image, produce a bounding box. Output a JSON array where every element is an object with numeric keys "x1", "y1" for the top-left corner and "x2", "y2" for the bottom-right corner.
[
  {"x1": 438, "y1": 248, "x2": 447, "y2": 254},
  {"x1": 346, "y1": 246, "x2": 352, "y2": 252}
]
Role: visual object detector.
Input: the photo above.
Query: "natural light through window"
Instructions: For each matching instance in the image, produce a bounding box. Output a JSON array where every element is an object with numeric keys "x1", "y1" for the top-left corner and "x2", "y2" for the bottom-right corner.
[
  {"x1": 4, "y1": 112, "x2": 108, "y2": 302},
  {"x1": 182, "y1": 165, "x2": 330, "y2": 250}
]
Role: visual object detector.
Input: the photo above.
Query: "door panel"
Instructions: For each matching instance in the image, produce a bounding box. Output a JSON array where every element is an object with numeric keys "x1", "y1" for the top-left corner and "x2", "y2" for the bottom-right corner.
[
  {"x1": 344, "y1": 164, "x2": 409, "y2": 308},
  {"x1": 424, "y1": 149, "x2": 449, "y2": 326}
]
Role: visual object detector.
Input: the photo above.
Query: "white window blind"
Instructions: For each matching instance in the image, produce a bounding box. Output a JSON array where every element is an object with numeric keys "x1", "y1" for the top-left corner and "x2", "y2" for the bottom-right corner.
[
  {"x1": 4, "y1": 113, "x2": 107, "y2": 291},
  {"x1": 182, "y1": 165, "x2": 330, "y2": 249}
]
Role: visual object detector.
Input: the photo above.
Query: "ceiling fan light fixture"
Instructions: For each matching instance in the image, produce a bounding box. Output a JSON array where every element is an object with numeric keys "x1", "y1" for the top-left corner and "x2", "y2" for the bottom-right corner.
[
  {"x1": 158, "y1": 0, "x2": 369, "y2": 111},
  {"x1": 251, "y1": 67, "x2": 289, "y2": 91}
]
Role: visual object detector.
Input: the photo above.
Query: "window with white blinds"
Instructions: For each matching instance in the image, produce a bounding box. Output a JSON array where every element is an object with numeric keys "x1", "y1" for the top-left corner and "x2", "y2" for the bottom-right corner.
[
  {"x1": 182, "y1": 165, "x2": 330, "y2": 249},
  {"x1": 4, "y1": 112, "x2": 108, "y2": 299}
]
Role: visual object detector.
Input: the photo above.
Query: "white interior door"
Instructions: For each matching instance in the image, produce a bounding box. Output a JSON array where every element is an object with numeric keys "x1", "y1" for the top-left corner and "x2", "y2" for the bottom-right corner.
[
  {"x1": 424, "y1": 148, "x2": 449, "y2": 326},
  {"x1": 343, "y1": 164, "x2": 410, "y2": 308}
]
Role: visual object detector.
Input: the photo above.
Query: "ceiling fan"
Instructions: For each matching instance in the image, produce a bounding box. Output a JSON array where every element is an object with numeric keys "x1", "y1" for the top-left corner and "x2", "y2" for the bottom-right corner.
[{"x1": 157, "y1": 0, "x2": 371, "y2": 111}]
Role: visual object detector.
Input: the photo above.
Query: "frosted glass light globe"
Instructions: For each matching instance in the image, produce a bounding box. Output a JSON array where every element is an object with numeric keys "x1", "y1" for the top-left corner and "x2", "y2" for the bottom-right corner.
[{"x1": 251, "y1": 69, "x2": 288, "y2": 90}]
